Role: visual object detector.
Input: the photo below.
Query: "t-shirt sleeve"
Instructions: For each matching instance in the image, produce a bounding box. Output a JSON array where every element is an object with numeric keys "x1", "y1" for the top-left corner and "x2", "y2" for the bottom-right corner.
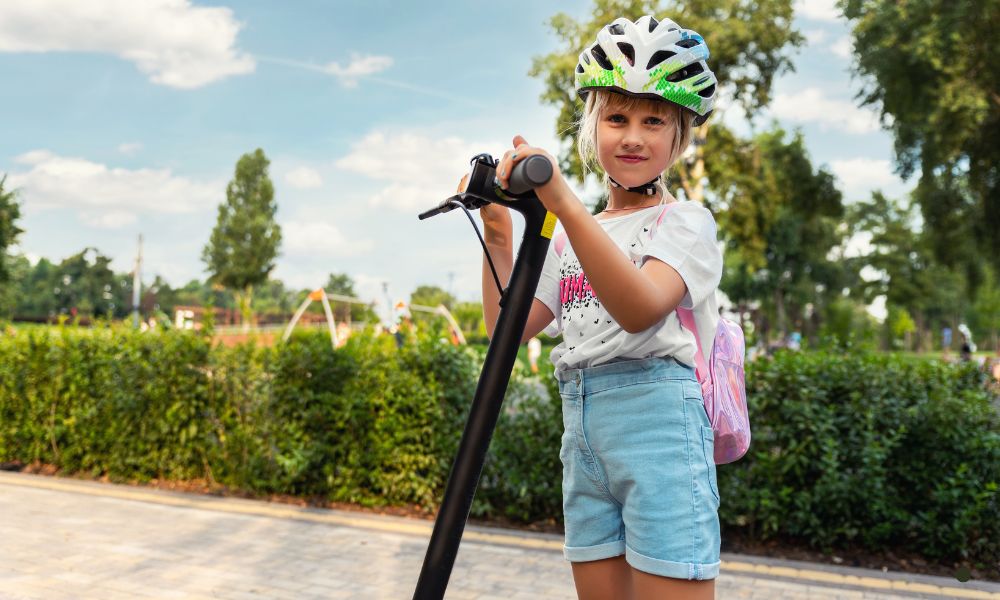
[
  {"x1": 640, "y1": 203, "x2": 723, "y2": 309},
  {"x1": 534, "y1": 235, "x2": 562, "y2": 337}
]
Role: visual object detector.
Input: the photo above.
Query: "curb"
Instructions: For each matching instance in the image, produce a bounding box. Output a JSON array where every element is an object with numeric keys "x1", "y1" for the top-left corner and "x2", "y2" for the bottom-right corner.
[{"x1": 2, "y1": 470, "x2": 998, "y2": 598}]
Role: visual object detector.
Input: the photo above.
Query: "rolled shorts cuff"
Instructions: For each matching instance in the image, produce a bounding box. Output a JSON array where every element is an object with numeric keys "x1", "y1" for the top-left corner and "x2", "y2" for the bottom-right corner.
[
  {"x1": 563, "y1": 540, "x2": 626, "y2": 563},
  {"x1": 625, "y1": 545, "x2": 720, "y2": 581}
]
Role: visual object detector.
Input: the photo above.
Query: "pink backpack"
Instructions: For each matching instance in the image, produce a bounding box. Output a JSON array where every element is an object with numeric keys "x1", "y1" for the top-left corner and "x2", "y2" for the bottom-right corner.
[{"x1": 553, "y1": 203, "x2": 751, "y2": 464}]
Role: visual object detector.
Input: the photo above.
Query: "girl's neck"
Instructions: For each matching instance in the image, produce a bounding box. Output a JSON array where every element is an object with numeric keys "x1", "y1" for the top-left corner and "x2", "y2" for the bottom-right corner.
[{"x1": 602, "y1": 186, "x2": 675, "y2": 215}]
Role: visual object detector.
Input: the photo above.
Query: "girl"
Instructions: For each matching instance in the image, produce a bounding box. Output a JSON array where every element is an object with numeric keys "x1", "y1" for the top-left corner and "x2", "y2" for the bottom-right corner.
[{"x1": 471, "y1": 15, "x2": 722, "y2": 600}]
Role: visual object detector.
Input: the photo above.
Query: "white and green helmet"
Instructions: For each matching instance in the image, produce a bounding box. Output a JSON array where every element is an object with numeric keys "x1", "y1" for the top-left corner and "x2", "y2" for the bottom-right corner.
[{"x1": 575, "y1": 15, "x2": 717, "y2": 125}]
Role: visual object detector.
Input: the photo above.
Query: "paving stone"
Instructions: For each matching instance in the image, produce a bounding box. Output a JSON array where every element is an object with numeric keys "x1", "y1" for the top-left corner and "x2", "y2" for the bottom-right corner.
[{"x1": 2, "y1": 472, "x2": 998, "y2": 600}]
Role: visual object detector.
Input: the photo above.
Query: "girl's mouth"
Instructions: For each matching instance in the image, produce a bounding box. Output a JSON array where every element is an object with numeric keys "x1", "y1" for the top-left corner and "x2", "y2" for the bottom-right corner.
[{"x1": 617, "y1": 155, "x2": 646, "y2": 164}]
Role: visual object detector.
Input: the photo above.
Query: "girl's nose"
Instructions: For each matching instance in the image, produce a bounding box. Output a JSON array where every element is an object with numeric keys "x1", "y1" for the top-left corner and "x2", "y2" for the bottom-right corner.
[{"x1": 621, "y1": 126, "x2": 643, "y2": 149}]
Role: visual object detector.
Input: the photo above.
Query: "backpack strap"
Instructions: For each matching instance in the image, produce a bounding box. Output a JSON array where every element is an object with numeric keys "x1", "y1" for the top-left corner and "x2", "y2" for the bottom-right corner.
[
  {"x1": 676, "y1": 307, "x2": 709, "y2": 381},
  {"x1": 554, "y1": 231, "x2": 567, "y2": 257}
]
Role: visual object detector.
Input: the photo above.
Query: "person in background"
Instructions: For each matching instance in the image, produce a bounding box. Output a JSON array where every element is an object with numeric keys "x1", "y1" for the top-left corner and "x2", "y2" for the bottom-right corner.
[{"x1": 527, "y1": 336, "x2": 542, "y2": 373}]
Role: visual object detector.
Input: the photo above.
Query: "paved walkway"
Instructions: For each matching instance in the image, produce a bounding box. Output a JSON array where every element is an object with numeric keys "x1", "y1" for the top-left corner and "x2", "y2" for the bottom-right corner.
[{"x1": 1, "y1": 471, "x2": 997, "y2": 600}]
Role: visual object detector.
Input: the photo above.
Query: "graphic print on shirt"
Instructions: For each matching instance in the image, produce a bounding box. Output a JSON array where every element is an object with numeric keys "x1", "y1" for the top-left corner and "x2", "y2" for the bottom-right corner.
[
  {"x1": 558, "y1": 254, "x2": 615, "y2": 352},
  {"x1": 559, "y1": 257, "x2": 598, "y2": 316}
]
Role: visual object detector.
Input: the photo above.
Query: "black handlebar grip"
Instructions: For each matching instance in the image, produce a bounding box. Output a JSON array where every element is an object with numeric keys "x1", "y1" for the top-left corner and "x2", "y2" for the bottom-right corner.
[{"x1": 506, "y1": 155, "x2": 553, "y2": 195}]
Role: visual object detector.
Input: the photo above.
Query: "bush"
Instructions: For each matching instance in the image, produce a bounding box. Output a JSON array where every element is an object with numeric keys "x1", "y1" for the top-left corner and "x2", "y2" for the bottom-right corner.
[
  {"x1": 723, "y1": 350, "x2": 1000, "y2": 571},
  {"x1": 1, "y1": 328, "x2": 997, "y2": 571}
]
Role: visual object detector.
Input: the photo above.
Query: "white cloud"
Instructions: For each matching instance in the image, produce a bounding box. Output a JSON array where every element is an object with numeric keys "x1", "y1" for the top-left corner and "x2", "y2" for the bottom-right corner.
[
  {"x1": 81, "y1": 210, "x2": 138, "y2": 229},
  {"x1": 285, "y1": 166, "x2": 323, "y2": 189},
  {"x1": 334, "y1": 131, "x2": 501, "y2": 212},
  {"x1": 771, "y1": 87, "x2": 880, "y2": 134},
  {"x1": 0, "y1": 0, "x2": 255, "y2": 88},
  {"x1": 8, "y1": 150, "x2": 219, "y2": 228},
  {"x1": 794, "y1": 0, "x2": 841, "y2": 22},
  {"x1": 117, "y1": 142, "x2": 143, "y2": 156},
  {"x1": 829, "y1": 158, "x2": 901, "y2": 198},
  {"x1": 804, "y1": 29, "x2": 828, "y2": 46},
  {"x1": 281, "y1": 220, "x2": 374, "y2": 258},
  {"x1": 830, "y1": 36, "x2": 853, "y2": 59},
  {"x1": 324, "y1": 54, "x2": 393, "y2": 88}
]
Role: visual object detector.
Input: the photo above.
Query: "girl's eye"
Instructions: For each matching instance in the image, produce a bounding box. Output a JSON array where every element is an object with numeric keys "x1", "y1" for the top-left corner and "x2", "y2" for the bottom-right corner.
[
  {"x1": 646, "y1": 117, "x2": 665, "y2": 125},
  {"x1": 607, "y1": 114, "x2": 626, "y2": 123}
]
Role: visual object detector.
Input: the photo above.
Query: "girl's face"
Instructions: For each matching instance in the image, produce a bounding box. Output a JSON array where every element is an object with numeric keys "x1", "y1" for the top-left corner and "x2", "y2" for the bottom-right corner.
[{"x1": 596, "y1": 99, "x2": 676, "y2": 188}]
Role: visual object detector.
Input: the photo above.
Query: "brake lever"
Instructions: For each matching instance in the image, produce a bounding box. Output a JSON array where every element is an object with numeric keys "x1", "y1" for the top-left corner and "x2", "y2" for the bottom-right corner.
[{"x1": 417, "y1": 153, "x2": 551, "y2": 220}]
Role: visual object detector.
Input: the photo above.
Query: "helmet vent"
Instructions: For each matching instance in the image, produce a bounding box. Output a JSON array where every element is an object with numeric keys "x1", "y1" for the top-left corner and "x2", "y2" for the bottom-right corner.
[
  {"x1": 591, "y1": 44, "x2": 614, "y2": 70},
  {"x1": 647, "y1": 50, "x2": 677, "y2": 70},
  {"x1": 698, "y1": 84, "x2": 716, "y2": 98},
  {"x1": 608, "y1": 23, "x2": 625, "y2": 35},
  {"x1": 647, "y1": 17, "x2": 659, "y2": 33},
  {"x1": 665, "y1": 62, "x2": 704, "y2": 82},
  {"x1": 576, "y1": 64, "x2": 584, "y2": 74},
  {"x1": 676, "y1": 38, "x2": 700, "y2": 49},
  {"x1": 616, "y1": 42, "x2": 635, "y2": 66},
  {"x1": 582, "y1": 53, "x2": 590, "y2": 65}
]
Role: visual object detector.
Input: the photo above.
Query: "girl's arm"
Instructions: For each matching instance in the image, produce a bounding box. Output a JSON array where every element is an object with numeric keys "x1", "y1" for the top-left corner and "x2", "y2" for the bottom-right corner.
[
  {"x1": 558, "y1": 201, "x2": 687, "y2": 333},
  {"x1": 493, "y1": 137, "x2": 686, "y2": 334},
  {"x1": 470, "y1": 178, "x2": 556, "y2": 343}
]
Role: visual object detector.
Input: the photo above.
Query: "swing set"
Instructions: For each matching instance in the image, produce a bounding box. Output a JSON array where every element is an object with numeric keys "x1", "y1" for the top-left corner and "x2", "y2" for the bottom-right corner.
[{"x1": 282, "y1": 288, "x2": 467, "y2": 349}]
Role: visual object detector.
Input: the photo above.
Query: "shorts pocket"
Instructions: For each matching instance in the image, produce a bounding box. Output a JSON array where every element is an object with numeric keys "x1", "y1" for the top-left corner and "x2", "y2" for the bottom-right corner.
[{"x1": 701, "y1": 426, "x2": 720, "y2": 502}]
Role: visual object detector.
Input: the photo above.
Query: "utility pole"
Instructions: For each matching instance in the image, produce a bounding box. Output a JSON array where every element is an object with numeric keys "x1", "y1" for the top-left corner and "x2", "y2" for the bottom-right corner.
[
  {"x1": 132, "y1": 234, "x2": 143, "y2": 329},
  {"x1": 382, "y1": 281, "x2": 392, "y2": 327}
]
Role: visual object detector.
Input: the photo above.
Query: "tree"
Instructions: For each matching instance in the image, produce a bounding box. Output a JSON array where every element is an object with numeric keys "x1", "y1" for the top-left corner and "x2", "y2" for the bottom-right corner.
[
  {"x1": 408, "y1": 285, "x2": 456, "y2": 329},
  {"x1": 711, "y1": 126, "x2": 844, "y2": 341},
  {"x1": 971, "y1": 268, "x2": 1000, "y2": 351},
  {"x1": 529, "y1": 0, "x2": 803, "y2": 205},
  {"x1": 452, "y1": 300, "x2": 486, "y2": 340},
  {"x1": 202, "y1": 149, "x2": 282, "y2": 330},
  {"x1": 0, "y1": 175, "x2": 23, "y2": 284},
  {"x1": 0, "y1": 254, "x2": 29, "y2": 319},
  {"x1": 410, "y1": 285, "x2": 455, "y2": 309},
  {"x1": 841, "y1": 0, "x2": 1000, "y2": 278}
]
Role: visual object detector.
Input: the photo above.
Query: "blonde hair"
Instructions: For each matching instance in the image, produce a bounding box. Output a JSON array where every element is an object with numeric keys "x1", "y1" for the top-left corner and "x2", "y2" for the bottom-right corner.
[{"x1": 576, "y1": 90, "x2": 696, "y2": 197}]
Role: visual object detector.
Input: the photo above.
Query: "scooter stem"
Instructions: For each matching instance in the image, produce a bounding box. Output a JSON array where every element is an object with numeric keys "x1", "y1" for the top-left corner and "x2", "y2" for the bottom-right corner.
[{"x1": 413, "y1": 172, "x2": 554, "y2": 599}]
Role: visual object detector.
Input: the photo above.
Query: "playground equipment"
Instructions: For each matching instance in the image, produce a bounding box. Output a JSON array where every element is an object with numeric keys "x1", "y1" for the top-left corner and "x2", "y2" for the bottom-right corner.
[
  {"x1": 406, "y1": 301, "x2": 467, "y2": 345},
  {"x1": 282, "y1": 290, "x2": 467, "y2": 349},
  {"x1": 282, "y1": 288, "x2": 339, "y2": 349},
  {"x1": 412, "y1": 153, "x2": 553, "y2": 599}
]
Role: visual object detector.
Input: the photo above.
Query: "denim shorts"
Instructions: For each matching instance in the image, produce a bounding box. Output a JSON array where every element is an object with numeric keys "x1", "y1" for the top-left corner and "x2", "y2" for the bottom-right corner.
[{"x1": 557, "y1": 356, "x2": 721, "y2": 580}]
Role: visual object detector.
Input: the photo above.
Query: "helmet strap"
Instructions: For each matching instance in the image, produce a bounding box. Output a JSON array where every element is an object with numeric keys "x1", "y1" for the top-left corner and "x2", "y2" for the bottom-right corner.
[{"x1": 608, "y1": 175, "x2": 661, "y2": 196}]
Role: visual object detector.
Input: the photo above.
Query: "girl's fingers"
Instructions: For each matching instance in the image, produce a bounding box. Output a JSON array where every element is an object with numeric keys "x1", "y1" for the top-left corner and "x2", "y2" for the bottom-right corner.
[{"x1": 498, "y1": 141, "x2": 535, "y2": 188}]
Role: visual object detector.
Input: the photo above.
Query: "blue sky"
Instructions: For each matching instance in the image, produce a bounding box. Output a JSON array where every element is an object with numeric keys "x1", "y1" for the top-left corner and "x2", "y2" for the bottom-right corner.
[{"x1": 0, "y1": 0, "x2": 908, "y2": 310}]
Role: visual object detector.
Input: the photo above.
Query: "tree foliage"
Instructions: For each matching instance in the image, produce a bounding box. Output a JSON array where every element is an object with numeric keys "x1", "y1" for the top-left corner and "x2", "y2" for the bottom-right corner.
[
  {"x1": 841, "y1": 0, "x2": 1000, "y2": 277},
  {"x1": 202, "y1": 149, "x2": 282, "y2": 327},
  {"x1": 710, "y1": 126, "x2": 845, "y2": 339},
  {"x1": 0, "y1": 175, "x2": 23, "y2": 284}
]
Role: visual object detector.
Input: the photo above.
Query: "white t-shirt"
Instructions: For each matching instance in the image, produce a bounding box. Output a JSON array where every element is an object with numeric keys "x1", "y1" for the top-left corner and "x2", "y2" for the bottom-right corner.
[{"x1": 534, "y1": 201, "x2": 723, "y2": 375}]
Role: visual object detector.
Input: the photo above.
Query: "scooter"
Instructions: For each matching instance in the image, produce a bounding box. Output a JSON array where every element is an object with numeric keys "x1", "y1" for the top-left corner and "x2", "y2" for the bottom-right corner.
[{"x1": 413, "y1": 153, "x2": 554, "y2": 599}]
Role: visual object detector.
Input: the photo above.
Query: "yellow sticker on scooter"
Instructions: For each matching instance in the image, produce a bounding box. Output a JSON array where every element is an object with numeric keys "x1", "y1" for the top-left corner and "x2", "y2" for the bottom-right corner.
[{"x1": 541, "y1": 211, "x2": 557, "y2": 239}]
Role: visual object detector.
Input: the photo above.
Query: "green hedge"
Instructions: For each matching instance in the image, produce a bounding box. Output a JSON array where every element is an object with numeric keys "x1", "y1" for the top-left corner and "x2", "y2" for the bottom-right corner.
[
  {"x1": 0, "y1": 327, "x2": 997, "y2": 571},
  {"x1": 726, "y1": 350, "x2": 999, "y2": 569}
]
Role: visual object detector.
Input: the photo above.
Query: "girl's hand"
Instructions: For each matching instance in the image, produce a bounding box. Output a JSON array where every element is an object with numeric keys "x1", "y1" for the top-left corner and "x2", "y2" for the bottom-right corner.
[
  {"x1": 495, "y1": 135, "x2": 577, "y2": 217},
  {"x1": 458, "y1": 173, "x2": 512, "y2": 246}
]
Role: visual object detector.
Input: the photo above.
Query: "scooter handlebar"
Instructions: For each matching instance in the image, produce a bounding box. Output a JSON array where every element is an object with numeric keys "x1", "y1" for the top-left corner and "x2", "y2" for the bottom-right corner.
[
  {"x1": 504, "y1": 154, "x2": 552, "y2": 195},
  {"x1": 417, "y1": 153, "x2": 552, "y2": 220}
]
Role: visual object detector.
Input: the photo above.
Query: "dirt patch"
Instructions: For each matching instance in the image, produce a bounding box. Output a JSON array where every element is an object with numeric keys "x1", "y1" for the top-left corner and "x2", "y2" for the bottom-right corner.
[{"x1": 5, "y1": 462, "x2": 995, "y2": 583}]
